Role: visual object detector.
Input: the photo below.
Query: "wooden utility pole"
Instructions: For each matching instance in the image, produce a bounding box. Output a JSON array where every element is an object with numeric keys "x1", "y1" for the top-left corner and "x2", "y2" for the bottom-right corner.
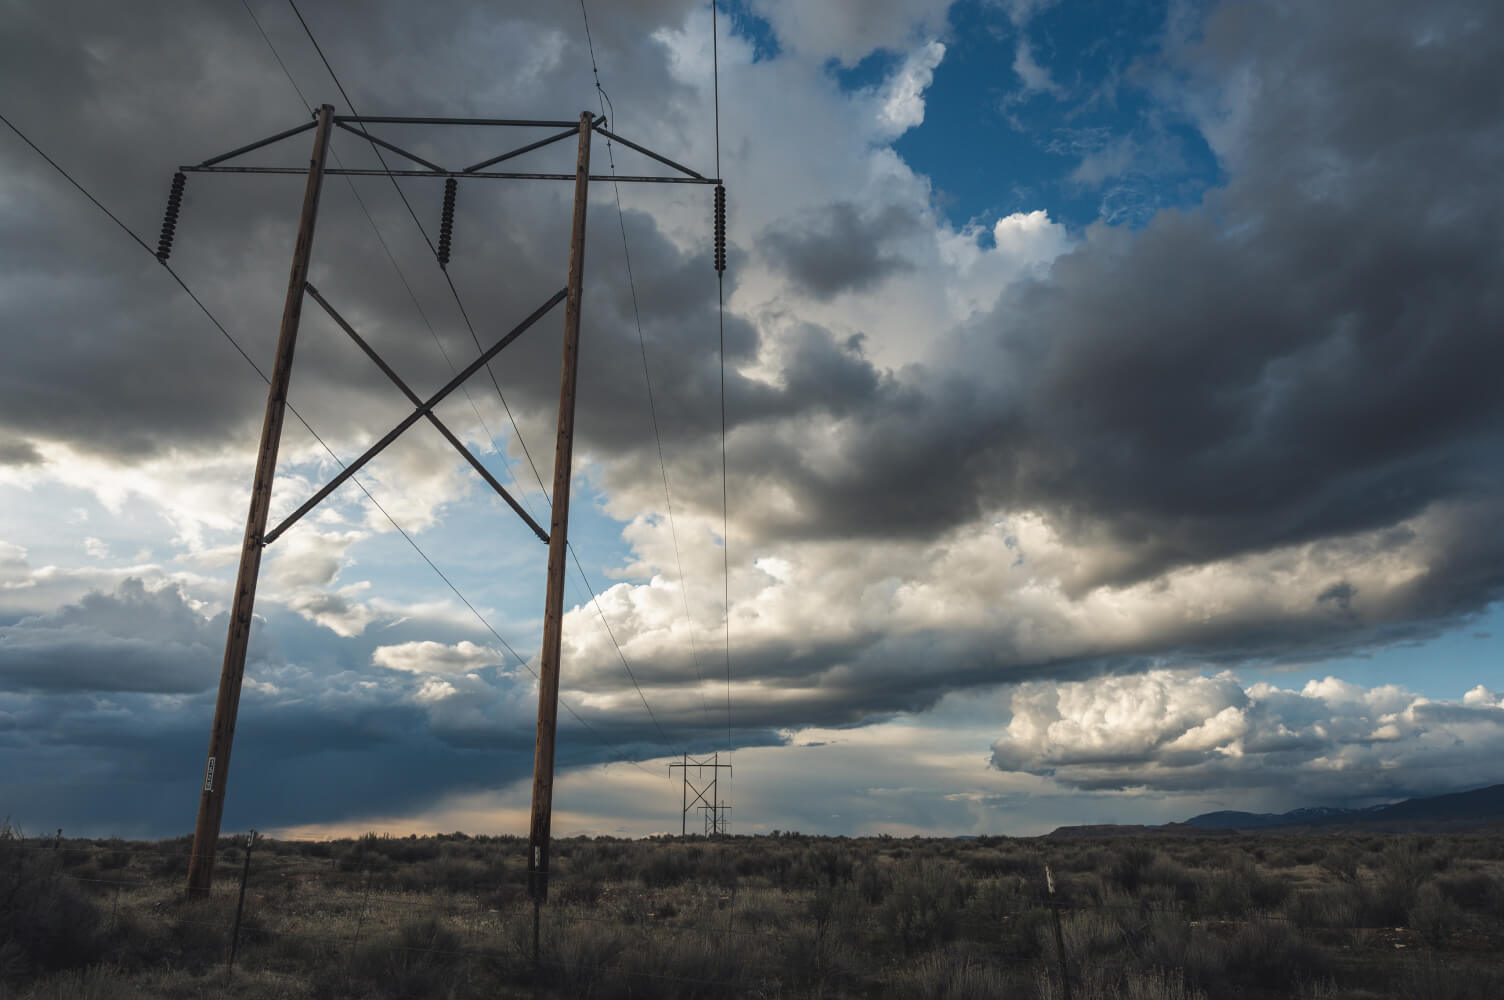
[
  {"x1": 185, "y1": 105, "x2": 335, "y2": 896},
  {"x1": 527, "y1": 111, "x2": 594, "y2": 905}
]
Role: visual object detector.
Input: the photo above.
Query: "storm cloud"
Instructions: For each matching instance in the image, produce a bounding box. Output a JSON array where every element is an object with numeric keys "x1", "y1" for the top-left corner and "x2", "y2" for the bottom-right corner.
[
  {"x1": 0, "y1": 579, "x2": 224, "y2": 694},
  {"x1": 3, "y1": 0, "x2": 1502, "y2": 836},
  {"x1": 761, "y1": 202, "x2": 921, "y2": 300}
]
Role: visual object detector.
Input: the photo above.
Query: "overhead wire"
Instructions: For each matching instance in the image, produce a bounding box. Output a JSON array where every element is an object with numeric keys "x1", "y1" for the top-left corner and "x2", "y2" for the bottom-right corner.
[
  {"x1": 713, "y1": 0, "x2": 735, "y2": 823},
  {"x1": 250, "y1": 0, "x2": 676, "y2": 769},
  {"x1": 283, "y1": 0, "x2": 685, "y2": 756},
  {"x1": 265, "y1": 1, "x2": 532, "y2": 511},
  {"x1": 241, "y1": 0, "x2": 529, "y2": 517},
  {"x1": 0, "y1": 107, "x2": 661, "y2": 780},
  {"x1": 286, "y1": 0, "x2": 548, "y2": 513},
  {"x1": 577, "y1": 0, "x2": 714, "y2": 729}
]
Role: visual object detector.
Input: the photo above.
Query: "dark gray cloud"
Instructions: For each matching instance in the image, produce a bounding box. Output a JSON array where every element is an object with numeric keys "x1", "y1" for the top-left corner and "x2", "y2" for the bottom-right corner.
[
  {"x1": 5, "y1": 0, "x2": 1504, "y2": 835},
  {"x1": 0, "y1": 590, "x2": 771, "y2": 834},
  {"x1": 711, "y1": 0, "x2": 1504, "y2": 590},
  {"x1": 0, "y1": 579, "x2": 225, "y2": 693},
  {"x1": 13, "y1": 0, "x2": 1498, "y2": 579},
  {"x1": 760, "y1": 202, "x2": 921, "y2": 299},
  {"x1": 0, "y1": 440, "x2": 42, "y2": 466},
  {"x1": 0, "y1": 0, "x2": 711, "y2": 467}
]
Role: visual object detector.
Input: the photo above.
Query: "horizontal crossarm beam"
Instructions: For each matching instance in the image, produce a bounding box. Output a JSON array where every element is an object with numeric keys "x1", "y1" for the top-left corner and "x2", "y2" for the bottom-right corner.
[
  {"x1": 181, "y1": 165, "x2": 720, "y2": 184},
  {"x1": 333, "y1": 116, "x2": 587, "y2": 128},
  {"x1": 303, "y1": 283, "x2": 548, "y2": 543},
  {"x1": 262, "y1": 286, "x2": 567, "y2": 547}
]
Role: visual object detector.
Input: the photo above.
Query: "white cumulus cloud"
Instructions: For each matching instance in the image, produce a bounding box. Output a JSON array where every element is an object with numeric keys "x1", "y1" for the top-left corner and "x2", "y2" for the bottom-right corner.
[
  {"x1": 991, "y1": 670, "x2": 1504, "y2": 803},
  {"x1": 372, "y1": 639, "x2": 500, "y2": 676},
  {"x1": 877, "y1": 41, "x2": 947, "y2": 137}
]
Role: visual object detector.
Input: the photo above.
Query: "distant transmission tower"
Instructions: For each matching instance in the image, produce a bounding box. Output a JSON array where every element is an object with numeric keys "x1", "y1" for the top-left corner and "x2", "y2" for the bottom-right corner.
[
  {"x1": 698, "y1": 799, "x2": 731, "y2": 836},
  {"x1": 669, "y1": 752, "x2": 732, "y2": 836}
]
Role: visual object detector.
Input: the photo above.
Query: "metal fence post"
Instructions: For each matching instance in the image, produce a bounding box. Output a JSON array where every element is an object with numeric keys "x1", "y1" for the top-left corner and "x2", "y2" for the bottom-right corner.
[
  {"x1": 1046, "y1": 862, "x2": 1073, "y2": 1000},
  {"x1": 227, "y1": 829, "x2": 257, "y2": 973}
]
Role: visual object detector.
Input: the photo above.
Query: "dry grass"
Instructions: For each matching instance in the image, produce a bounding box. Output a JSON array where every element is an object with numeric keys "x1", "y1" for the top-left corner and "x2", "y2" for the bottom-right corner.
[{"x1": 1, "y1": 826, "x2": 1502, "y2": 998}]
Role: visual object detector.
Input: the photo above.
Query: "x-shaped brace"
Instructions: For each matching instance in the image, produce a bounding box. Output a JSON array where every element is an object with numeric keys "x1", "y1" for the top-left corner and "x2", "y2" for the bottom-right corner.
[{"x1": 261, "y1": 284, "x2": 567, "y2": 548}]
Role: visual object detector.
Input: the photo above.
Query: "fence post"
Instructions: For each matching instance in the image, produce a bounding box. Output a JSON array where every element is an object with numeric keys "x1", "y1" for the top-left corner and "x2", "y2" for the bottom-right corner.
[
  {"x1": 1045, "y1": 862, "x2": 1073, "y2": 1000},
  {"x1": 227, "y1": 829, "x2": 257, "y2": 974},
  {"x1": 532, "y1": 895, "x2": 542, "y2": 998},
  {"x1": 350, "y1": 868, "x2": 372, "y2": 954}
]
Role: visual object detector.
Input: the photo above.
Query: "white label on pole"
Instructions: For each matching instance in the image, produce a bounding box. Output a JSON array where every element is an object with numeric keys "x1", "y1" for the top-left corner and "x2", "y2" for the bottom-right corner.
[{"x1": 204, "y1": 756, "x2": 216, "y2": 792}]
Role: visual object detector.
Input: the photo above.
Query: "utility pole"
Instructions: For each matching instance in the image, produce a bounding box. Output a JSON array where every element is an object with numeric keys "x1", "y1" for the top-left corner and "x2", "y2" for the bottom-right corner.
[
  {"x1": 186, "y1": 106, "x2": 335, "y2": 896},
  {"x1": 166, "y1": 107, "x2": 720, "y2": 898},
  {"x1": 527, "y1": 111, "x2": 592, "y2": 905},
  {"x1": 669, "y1": 751, "x2": 732, "y2": 836}
]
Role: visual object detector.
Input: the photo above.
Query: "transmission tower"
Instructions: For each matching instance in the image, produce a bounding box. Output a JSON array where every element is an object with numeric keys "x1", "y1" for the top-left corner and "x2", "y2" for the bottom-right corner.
[
  {"x1": 161, "y1": 107, "x2": 723, "y2": 899},
  {"x1": 669, "y1": 751, "x2": 733, "y2": 836}
]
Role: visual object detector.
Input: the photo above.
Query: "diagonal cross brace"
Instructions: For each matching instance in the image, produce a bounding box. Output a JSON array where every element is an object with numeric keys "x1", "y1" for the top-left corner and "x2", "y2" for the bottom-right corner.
[
  {"x1": 685, "y1": 779, "x2": 715, "y2": 812},
  {"x1": 262, "y1": 285, "x2": 567, "y2": 547},
  {"x1": 462, "y1": 116, "x2": 604, "y2": 174},
  {"x1": 332, "y1": 120, "x2": 446, "y2": 173},
  {"x1": 303, "y1": 283, "x2": 547, "y2": 542}
]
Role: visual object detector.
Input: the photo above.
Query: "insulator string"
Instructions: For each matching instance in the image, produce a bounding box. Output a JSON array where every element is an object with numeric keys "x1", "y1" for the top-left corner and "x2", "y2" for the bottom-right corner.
[
  {"x1": 437, "y1": 177, "x2": 457, "y2": 270},
  {"x1": 155, "y1": 171, "x2": 186, "y2": 262},
  {"x1": 713, "y1": 184, "x2": 726, "y2": 273}
]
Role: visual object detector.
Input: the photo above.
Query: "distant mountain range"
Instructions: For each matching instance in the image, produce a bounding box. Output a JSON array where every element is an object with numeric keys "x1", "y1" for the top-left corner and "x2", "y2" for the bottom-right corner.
[
  {"x1": 1046, "y1": 783, "x2": 1504, "y2": 838},
  {"x1": 1185, "y1": 804, "x2": 1380, "y2": 830}
]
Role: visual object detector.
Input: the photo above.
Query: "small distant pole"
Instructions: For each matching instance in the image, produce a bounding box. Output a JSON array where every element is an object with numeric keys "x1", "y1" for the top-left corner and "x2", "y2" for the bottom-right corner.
[
  {"x1": 1045, "y1": 862, "x2": 1072, "y2": 1000},
  {"x1": 227, "y1": 829, "x2": 257, "y2": 973}
]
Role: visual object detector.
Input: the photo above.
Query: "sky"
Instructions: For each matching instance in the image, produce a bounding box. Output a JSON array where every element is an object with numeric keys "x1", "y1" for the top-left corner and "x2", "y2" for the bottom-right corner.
[{"x1": 1, "y1": 0, "x2": 1501, "y2": 840}]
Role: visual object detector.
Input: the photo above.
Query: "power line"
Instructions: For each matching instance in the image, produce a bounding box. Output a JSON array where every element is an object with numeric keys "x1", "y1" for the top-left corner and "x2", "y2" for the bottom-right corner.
[
  {"x1": 713, "y1": 0, "x2": 734, "y2": 818},
  {"x1": 241, "y1": 0, "x2": 532, "y2": 520},
  {"x1": 239, "y1": 0, "x2": 311, "y2": 110},
  {"x1": 577, "y1": 0, "x2": 714, "y2": 729},
  {"x1": 1, "y1": 111, "x2": 265, "y2": 381},
  {"x1": 286, "y1": 0, "x2": 549, "y2": 522},
  {"x1": 283, "y1": 1, "x2": 684, "y2": 757},
  {"x1": 565, "y1": 548, "x2": 679, "y2": 750},
  {"x1": 0, "y1": 108, "x2": 662, "y2": 781}
]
